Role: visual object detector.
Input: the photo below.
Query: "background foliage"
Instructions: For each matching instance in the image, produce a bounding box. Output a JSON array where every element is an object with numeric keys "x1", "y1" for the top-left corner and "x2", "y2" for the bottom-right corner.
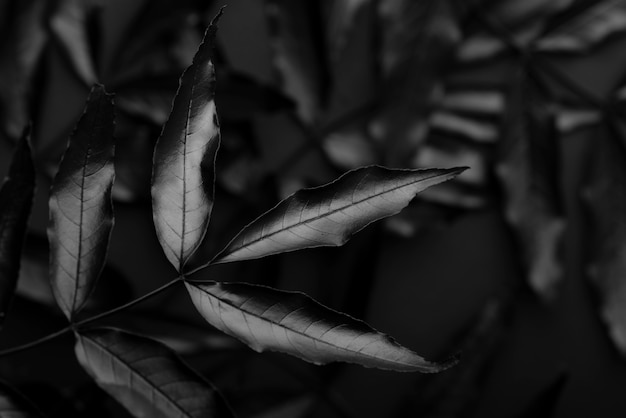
[{"x1": 1, "y1": 0, "x2": 626, "y2": 417}]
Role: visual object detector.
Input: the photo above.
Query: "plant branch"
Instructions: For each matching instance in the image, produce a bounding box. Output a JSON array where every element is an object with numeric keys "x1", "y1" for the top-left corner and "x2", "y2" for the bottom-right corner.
[
  {"x1": 0, "y1": 277, "x2": 183, "y2": 357},
  {"x1": 76, "y1": 277, "x2": 183, "y2": 327},
  {"x1": 0, "y1": 325, "x2": 73, "y2": 357}
]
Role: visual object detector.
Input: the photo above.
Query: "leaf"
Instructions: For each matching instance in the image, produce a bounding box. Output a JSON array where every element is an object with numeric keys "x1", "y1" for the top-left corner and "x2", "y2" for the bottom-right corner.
[
  {"x1": 0, "y1": 380, "x2": 45, "y2": 417},
  {"x1": 584, "y1": 119, "x2": 626, "y2": 354},
  {"x1": 75, "y1": 327, "x2": 234, "y2": 418},
  {"x1": 50, "y1": 0, "x2": 100, "y2": 86},
  {"x1": 265, "y1": 0, "x2": 326, "y2": 123},
  {"x1": 151, "y1": 13, "x2": 222, "y2": 272},
  {"x1": 0, "y1": 0, "x2": 47, "y2": 140},
  {"x1": 18, "y1": 233, "x2": 132, "y2": 312},
  {"x1": 211, "y1": 166, "x2": 465, "y2": 264},
  {"x1": 0, "y1": 127, "x2": 35, "y2": 328},
  {"x1": 186, "y1": 281, "x2": 458, "y2": 372},
  {"x1": 496, "y1": 71, "x2": 565, "y2": 299},
  {"x1": 48, "y1": 84, "x2": 115, "y2": 320},
  {"x1": 371, "y1": 0, "x2": 460, "y2": 164},
  {"x1": 536, "y1": 0, "x2": 626, "y2": 53}
]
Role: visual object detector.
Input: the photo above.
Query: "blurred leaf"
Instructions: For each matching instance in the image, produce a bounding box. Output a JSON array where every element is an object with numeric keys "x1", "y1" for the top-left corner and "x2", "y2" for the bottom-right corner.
[
  {"x1": 265, "y1": 0, "x2": 326, "y2": 123},
  {"x1": 186, "y1": 281, "x2": 458, "y2": 372},
  {"x1": 371, "y1": 0, "x2": 460, "y2": 165},
  {"x1": 215, "y1": 70, "x2": 295, "y2": 121},
  {"x1": 516, "y1": 372, "x2": 568, "y2": 418},
  {"x1": 0, "y1": 128, "x2": 35, "y2": 328},
  {"x1": 151, "y1": 13, "x2": 222, "y2": 272},
  {"x1": 584, "y1": 119, "x2": 626, "y2": 353},
  {"x1": 48, "y1": 85, "x2": 115, "y2": 319},
  {"x1": 75, "y1": 327, "x2": 234, "y2": 418},
  {"x1": 211, "y1": 166, "x2": 465, "y2": 264},
  {"x1": 398, "y1": 299, "x2": 509, "y2": 418},
  {"x1": 497, "y1": 71, "x2": 565, "y2": 299},
  {"x1": 50, "y1": 0, "x2": 100, "y2": 86},
  {"x1": 105, "y1": 311, "x2": 241, "y2": 355},
  {"x1": 249, "y1": 394, "x2": 314, "y2": 418},
  {"x1": 536, "y1": 0, "x2": 626, "y2": 53},
  {"x1": 18, "y1": 233, "x2": 132, "y2": 312},
  {"x1": 0, "y1": 0, "x2": 47, "y2": 140},
  {"x1": 0, "y1": 380, "x2": 45, "y2": 417},
  {"x1": 105, "y1": 0, "x2": 209, "y2": 84}
]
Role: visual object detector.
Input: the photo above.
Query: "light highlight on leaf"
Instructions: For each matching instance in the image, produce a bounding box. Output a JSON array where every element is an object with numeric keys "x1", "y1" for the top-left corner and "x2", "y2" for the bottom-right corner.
[
  {"x1": 75, "y1": 327, "x2": 234, "y2": 418},
  {"x1": 151, "y1": 12, "x2": 222, "y2": 272},
  {"x1": 212, "y1": 166, "x2": 465, "y2": 264},
  {"x1": 48, "y1": 84, "x2": 115, "y2": 320},
  {"x1": 186, "y1": 281, "x2": 457, "y2": 372}
]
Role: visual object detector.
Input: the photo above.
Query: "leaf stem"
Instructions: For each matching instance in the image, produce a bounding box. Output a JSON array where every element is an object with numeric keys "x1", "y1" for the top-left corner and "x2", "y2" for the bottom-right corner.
[
  {"x1": 0, "y1": 278, "x2": 183, "y2": 357},
  {"x1": 76, "y1": 277, "x2": 183, "y2": 327},
  {"x1": 0, "y1": 325, "x2": 73, "y2": 357}
]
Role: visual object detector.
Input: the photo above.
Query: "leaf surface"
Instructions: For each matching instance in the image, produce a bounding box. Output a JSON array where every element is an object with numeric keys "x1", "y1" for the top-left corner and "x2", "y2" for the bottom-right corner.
[
  {"x1": 497, "y1": 71, "x2": 565, "y2": 299},
  {"x1": 584, "y1": 119, "x2": 626, "y2": 354},
  {"x1": 0, "y1": 380, "x2": 44, "y2": 418},
  {"x1": 265, "y1": 0, "x2": 325, "y2": 123},
  {"x1": 151, "y1": 13, "x2": 222, "y2": 272},
  {"x1": 75, "y1": 327, "x2": 234, "y2": 418},
  {"x1": 48, "y1": 84, "x2": 115, "y2": 319},
  {"x1": 50, "y1": 0, "x2": 99, "y2": 86},
  {"x1": 212, "y1": 166, "x2": 464, "y2": 264},
  {"x1": 186, "y1": 281, "x2": 457, "y2": 372},
  {"x1": 536, "y1": 0, "x2": 626, "y2": 53},
  {"x1": 0, "y1": 128, "x2": 35, "y2": 328}
]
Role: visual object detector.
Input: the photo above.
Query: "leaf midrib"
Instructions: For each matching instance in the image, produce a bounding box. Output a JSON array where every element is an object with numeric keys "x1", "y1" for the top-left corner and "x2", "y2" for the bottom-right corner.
[
  {"x1": 83, "y1": 335, "x2": 194, "y2": 417},
  {"x1": 224, "y1": 169, "x2": 451, "y2": 257},
  {"x1": 195, "y1": 284, "x2": 430, "y2": 370}
]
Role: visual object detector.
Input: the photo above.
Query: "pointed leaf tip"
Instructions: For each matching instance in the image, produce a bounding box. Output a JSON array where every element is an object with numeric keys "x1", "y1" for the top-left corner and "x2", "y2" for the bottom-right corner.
[
  {"x1": 48, "y1": 85, "x2": 115, "y2": 320},
  {"x1": 152, "y1": 16, "x2": 222, "y2": 272},
  {"x1": 186, "y1": 281, "x2": 455, "y2": 373},
  {"x1": 211, "y1": 166, "x2": 464, "y2": 264},
  {"x1": 0, "y1": 126, "x2": 35, "y2": 328}
]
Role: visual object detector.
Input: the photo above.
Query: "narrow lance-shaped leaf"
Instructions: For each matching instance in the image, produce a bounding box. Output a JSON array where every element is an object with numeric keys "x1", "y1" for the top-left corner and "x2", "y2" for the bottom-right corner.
[
  {"x1": 75, "y1": 327, "x2": 234, "y2": 418},
  {"x1": 0, "y1": 380, "x2": 45, "y2": 418},
  {"x1": 211, "y1": 166, "x2": 465, "y2": 264},
  {"x1": 186, "y1": 281, "x2": 458, "y2": 372},
  {"x1": 0, "y1": 127, "x2": 35, "y2": 328},
  {"x1": 151, "y1": 12, "x2": 222, "y2": 272},
  {"x1": 48, "y1": 84, "x2": 115, "y2": 320}
]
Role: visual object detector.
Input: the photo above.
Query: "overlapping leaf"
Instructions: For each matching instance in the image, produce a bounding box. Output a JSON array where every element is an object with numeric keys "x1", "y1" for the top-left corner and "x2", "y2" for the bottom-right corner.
[
  {"x1": 75, "y1": 327, "x2": 234, "y2": 418},
  {"x1": 211, "y1": 166, "x2": 465, "y2": 264},
  {"x1": 186, "y1": 281, "x2": 457, "y2": 372},
  {"x1": 497, "y1": 72, "x2": 565, "y2": 299},
  {"x1": 536, "y1": 0, "x2": 626, "y2": 53},
  {"x1": 48, "y1": 84, "x2": 115, "y2": 320},
  {"x1": 584, "y1": 119, "x2": 626, "y2": 354},
  {"x1": 151, "y1": 12, "x2": 222, "y2": 272},
  {"x1": 0, "y1": 380, "x2": 44, "y2": 417},
  {"x1": 265, "y1": 0, "x2": 325, "y2": 123},
  {"x1": 0, "y1": 0, "x2": 47, "y2": 141},
  {"x1": 0, "y1": 128, "x2": 35, "y2": 327}
]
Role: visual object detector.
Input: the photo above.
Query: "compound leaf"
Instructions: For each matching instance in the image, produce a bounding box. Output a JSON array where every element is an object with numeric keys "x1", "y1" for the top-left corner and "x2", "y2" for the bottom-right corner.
[
  {"x1": 0, "y1": 127, "x2": 35, "y2": 328},
  {"x1": 75, "y1": 327, "x2": 234, "y2": 418},
  {"x1": 212, "y1": 166, "x2": 465, "y2": 264},
  {"x1": 48, "y1": 84, "x2": 115, "y2": 320},
  {"x1": 151, "y1": 12, "x2": 222, "y2": 272},
  {"x1": 186, "y1": 281, "x2": 457, "y2": 372}
]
